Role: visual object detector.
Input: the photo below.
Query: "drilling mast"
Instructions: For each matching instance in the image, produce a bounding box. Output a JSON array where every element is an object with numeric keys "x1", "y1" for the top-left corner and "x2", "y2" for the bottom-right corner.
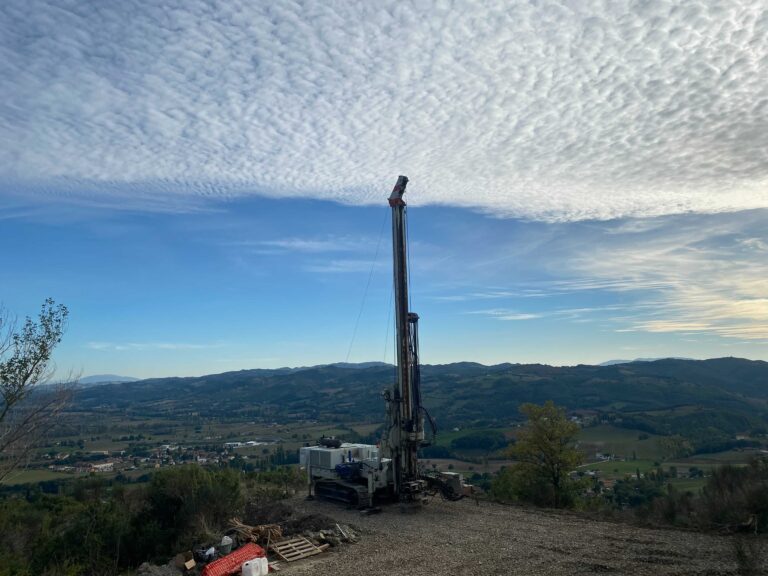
[
  {"x1": 300, "y1": 176, "x2": 465, "y2": 508},
  {"x1": 383, "y1": 175, "x2": 427, "y2": 502}
]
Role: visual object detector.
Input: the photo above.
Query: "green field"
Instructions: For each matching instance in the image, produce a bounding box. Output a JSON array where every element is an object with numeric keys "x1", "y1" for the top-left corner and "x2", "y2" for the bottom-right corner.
[
  {"x1": 669, "y1": 478, "x2": 708, "y2": 493},
  {"x1": 434, "y1": 427, "x2": 513, "y2": 448},
  {"x1": 581, "y1": 458, "x2": 656, "y2": 475},
  {"x1": 578, "y1": 425, "x2": 664, "y2": 461},
  {"x1": 349, "y1": 423, "x2": 381, "y2": 436},
  {"x1": 667, "y1": 448, "x2": 759, "y2": 471},
  {"x1": 1, "y1": 469, "x2": 80, "y2": 485}
]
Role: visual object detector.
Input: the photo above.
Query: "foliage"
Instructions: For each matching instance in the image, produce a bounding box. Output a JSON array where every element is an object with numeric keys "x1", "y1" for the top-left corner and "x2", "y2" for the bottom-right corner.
[
  {"x1": 618, "y1": 409, "x2": 764, "y2": 455},
  {"x1": 699, "y1": 458, "x2": 768, "y2": 532},
  {"x1": 604, "y1": 457, "x2": 768, "y2": 533},
  {"x1": 0, "y1": 299, "x2": 68, "y2": 398},
  {"x1": 468, "y1": 471, "x2": 493, "y2": 492},
  {"x1": 450, "y1": 430, "x2": 508, "y2": 452},
  {"x1": 611, "y1": 477, "x2": 665, "y2": 510},
  {"x1": 0, "y1": 465, "x2": 298, "y2": 575},
  {"x1": 73, "y1": 358, "x2": 768, "y2": 431},
  {"x1": 1, "y1": 299, "x2": 70, "y2": 482},
  {"x1": 419, "y1": 444, "x2": 454, "y2": 458},
  {"x1": 651, "y1": 485, "x2": 695, "y2": 526},
  {"x1": 138, "y1": 466, "x2": 243, "y2": 554},
  {"x1": 496, "y1": 401, "x2": 583, "y2": 508}
]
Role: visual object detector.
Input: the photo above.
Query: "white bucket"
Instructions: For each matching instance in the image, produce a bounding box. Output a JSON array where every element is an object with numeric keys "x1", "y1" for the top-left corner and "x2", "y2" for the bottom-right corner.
[{"x1": 242, "y1": 557, "x2": 268, "y2": 576}]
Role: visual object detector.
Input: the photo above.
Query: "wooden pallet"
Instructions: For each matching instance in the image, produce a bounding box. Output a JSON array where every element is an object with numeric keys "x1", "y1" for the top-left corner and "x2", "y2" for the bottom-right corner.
[{"x1": 269, "y1": 537, "x2": 323, "y2": 562}]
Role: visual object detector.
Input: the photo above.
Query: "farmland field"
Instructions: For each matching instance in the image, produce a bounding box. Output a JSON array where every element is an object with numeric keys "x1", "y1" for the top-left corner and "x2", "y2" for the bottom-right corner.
[
  {"x1": 1, "y1": 469, "x2": 80, "y2": 485},
  {"x1": 578, "y1": 425, "x2": 664, "y2": 460}
]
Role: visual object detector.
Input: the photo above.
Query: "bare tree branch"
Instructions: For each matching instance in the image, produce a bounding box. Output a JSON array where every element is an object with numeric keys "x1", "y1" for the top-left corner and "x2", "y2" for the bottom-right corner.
[{"x1": 0, "y1": 299, "x2": 72, "y2": 482}]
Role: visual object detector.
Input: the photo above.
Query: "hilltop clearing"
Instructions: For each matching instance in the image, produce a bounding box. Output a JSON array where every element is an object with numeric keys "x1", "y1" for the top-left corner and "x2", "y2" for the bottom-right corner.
[{"x1": 287, "y1": 497, "x2": 761, "y2": 576}]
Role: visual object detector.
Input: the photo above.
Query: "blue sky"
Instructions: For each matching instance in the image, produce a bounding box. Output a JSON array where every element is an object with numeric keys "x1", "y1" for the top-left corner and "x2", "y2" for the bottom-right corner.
[
  {"x1": 3, "y1": 196, "x2": 767, "y2": 378},
  {"x1": 1, "y1": 1, "x2": 767, "y2": 377}
]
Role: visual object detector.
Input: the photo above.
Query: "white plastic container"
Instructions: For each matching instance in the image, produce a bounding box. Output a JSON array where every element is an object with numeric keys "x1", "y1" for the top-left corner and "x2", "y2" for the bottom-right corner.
[
  {"x1": 219, "y1": 535, "x2": 233, "y2": 555},
  {"x1": 242, "y1": 557, "x2": 268, "y2": 576}
]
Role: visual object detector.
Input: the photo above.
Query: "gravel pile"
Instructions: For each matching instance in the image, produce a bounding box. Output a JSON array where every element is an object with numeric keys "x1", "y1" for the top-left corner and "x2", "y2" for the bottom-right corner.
[{"x1": 285, "y1": 497, "x2": 765, "y2": 575}]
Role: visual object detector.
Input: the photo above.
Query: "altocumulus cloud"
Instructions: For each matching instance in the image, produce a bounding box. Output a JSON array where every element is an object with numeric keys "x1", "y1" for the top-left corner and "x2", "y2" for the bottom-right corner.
[{"x1": 1, "y1": 0, "x2": 767, "y2": 220}]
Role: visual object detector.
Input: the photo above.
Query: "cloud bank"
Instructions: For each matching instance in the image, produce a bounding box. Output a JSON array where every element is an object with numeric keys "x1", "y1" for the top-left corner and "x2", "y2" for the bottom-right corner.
[
  {"x1": 1, "y1": 0, "x2": 767, "y2": 220},
  {"x1": 462, "y1": 210, "x2": 768, "y2": 341}
]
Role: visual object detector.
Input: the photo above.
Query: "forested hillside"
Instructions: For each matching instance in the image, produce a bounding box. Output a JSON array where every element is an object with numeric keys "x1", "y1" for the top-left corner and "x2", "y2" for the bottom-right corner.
[{"x1": 74, "y1": 358, "x2": 768, "y2": 453}]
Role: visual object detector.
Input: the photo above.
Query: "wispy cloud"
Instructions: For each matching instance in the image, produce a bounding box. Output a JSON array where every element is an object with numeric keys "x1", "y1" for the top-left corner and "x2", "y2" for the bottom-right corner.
[
  {"x1": 230, "y1": 236, "x2": 372, "y2": 254},
  {"x1": 85, "y1": 341, "x2": 225, "y2": 352},
  {"x1": 468, "y1": 309, "x2": 542, "y2": 321},
  {"x1": 434, "y1": 289, "x2": 556, "y2": 302},
  {"x1": 468, "y1": 305, "x2": 631, "y2": 323},
  {"x1": 1, "y1": 1, "x2": 767, "y2": 220},
  {"x1": 304, "y1": 259, "x2": 384, "y2": 274},
  {"x1": 438, "y1": 210, "x2": 768, "y2": 343},
  {"x1": 561, "y1": 212, "x2": 768, "y2": 340}
]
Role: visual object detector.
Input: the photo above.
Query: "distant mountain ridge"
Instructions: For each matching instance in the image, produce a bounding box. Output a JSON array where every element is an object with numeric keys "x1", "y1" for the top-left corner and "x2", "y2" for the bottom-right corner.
[
  {"x1": 74, "y1": 358, "x2": 768, "y2": 437},
  {"x1": 599, "y1": 357, "x2": 694, "y2": 366},
  {"x1": 79, "y1": 374, "x2": 139, "y2": 385}
]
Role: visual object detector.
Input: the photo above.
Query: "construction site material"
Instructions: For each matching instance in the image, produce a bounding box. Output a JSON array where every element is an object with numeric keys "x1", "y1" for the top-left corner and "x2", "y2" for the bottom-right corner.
[
  {"x1": 229, "y1": 518, "x2": 283, "y2": 545},
  {"x1": 269, "y1": 537, "x2": 325, "y2": 562},
  {"x1": 174, "y1": 552, "x2": 194, "y2": 571},
  {"x1": 335, "y1": 523, "x2": 348, "y2": 540},
  {"x1": 200, "y1": 543, "x2": 265, "y2": 576},
  {"x1": 219, "y1": 535, "x2": 233, "y2": 555},
  {"x1": 242, "y1": 557, "x2": 269, "y2": 576}
]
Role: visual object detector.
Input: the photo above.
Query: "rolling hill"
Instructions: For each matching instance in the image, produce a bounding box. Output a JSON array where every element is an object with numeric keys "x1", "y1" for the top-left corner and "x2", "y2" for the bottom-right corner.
[{"x1": 73, "y1": 358, "x2": 768, "y2": 452}]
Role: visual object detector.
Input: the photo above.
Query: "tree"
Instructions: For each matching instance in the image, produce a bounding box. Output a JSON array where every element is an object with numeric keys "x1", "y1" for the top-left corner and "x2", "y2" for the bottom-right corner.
[
  {"x1": 450, "y1": 430, "x2": 508, "y2": 452},
  {"x1": 0, "y1": 299, "x2": 71, "y2": 481},
  {"x1": 506, "y1": 401, "x2": 583, "y2": 508}
]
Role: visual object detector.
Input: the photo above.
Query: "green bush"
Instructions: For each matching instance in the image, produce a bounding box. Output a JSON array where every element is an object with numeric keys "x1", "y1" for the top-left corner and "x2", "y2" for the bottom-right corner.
[
  {"x1": 490, "y1": 464, "x2": 582, "y2": 508},
  {"x1": 700, "y1": 458, "x2": 768, "y2": 531},
  {"x1": 0, "y1": 465, "x2": 275, "y2": 575}
]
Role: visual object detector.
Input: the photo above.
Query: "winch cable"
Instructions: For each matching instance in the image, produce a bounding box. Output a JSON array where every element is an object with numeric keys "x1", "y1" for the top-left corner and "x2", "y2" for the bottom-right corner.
[
  {"x1": 383, "y1": 284, "x2": 394, "y2": 363},
  {"x1": 344, "y1": 207, "x2": 389, "y2": 363}
]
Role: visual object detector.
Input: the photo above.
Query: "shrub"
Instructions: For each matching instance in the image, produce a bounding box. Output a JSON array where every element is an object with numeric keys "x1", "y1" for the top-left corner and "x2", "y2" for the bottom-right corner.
[{"x1": 699, "y1": 458, "x2": 768, "y2": 532}]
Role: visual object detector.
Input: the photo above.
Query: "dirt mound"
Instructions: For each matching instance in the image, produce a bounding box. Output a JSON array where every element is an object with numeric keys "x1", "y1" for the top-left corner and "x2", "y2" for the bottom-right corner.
[
  {"x1": 243, "y1": 500, "x2": 294, "y2": 526},
  {"x1": 241, "y1": 501, "x2": 341, "y2": 538},
  {"x1": 283, "y1": 513, "x2": 338, "y2": 535}
]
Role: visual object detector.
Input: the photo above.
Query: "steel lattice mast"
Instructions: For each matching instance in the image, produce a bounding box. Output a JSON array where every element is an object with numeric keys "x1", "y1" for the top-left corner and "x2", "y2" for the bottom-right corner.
[{"x1": 384, "y1": 175, "x2": 426, "y2": 501}]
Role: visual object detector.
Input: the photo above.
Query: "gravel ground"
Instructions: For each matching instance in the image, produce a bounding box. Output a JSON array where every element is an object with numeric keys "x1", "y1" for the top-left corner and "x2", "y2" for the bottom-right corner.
[{"x1": 284, "y1": 497, "x2": 765, "y2": 576}]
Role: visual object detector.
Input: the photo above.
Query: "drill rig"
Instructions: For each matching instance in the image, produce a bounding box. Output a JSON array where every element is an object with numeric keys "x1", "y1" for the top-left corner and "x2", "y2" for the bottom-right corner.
[{"x1": 300, "y1": 176, "x2": 465, "y2": 507}]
